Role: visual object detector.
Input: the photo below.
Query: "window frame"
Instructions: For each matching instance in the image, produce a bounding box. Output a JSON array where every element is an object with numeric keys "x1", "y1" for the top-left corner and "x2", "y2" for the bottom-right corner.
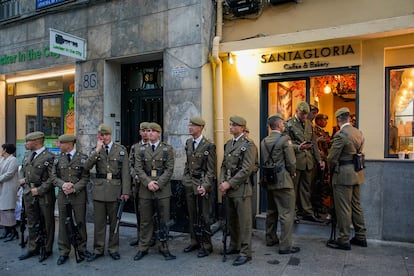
[{"x1": 384, "y1": 65, "x2": 414, "y2": 158}]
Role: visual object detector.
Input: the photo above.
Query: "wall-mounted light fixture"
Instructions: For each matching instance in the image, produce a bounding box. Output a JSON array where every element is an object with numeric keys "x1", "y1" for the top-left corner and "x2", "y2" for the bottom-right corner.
[
  {"x1": 6, "y1": 68, "x2": 75, "y2": 83},
  {"x1": 228, "y1": 52, "x2": 234, "y2": 65},
  {"x1": 323, "y1": 81, "x2": 331, "y2": 94}
]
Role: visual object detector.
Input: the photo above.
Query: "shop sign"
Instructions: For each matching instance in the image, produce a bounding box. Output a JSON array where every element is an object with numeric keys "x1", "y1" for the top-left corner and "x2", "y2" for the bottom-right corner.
[
  {"x1": 260, "y1": 44, "x2": 359, "y2": 71},
  {"x1": 36, "y1": 0, "x2": 70, "y2": 10},
  {"x1": 0, "y1": 47, "x2": 60, "y2": 66},
  {"x1": 50, "y1": 29, "x2": 87, "y2": 60}
]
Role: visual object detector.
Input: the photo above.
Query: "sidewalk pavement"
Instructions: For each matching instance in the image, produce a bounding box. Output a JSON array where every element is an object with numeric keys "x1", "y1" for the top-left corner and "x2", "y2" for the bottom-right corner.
[{"x1": 0, "y1": 220, "x2": 413, "y2": 276}]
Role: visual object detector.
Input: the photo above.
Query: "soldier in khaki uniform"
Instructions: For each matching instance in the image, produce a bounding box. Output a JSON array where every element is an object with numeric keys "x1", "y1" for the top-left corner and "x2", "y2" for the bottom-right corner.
[
  {"x1": 84, "y1": 124, "x2": 131, "y2": 261},
  {"x1": 219, "y1": 115, "x2": 256, "y2": 266},
  {"x1": 285, "y1": 101, "x2": 325, "y2": 223},
  {"x1": 327, "y1": 107, "x2": 367, "y2": 250},
  {"x1": 261, "y1": 114, "x2": 300, "y2": 254},
  {"x1": 314, "y1": 114, "x2": 331, "y2": 160},
  {"x1": 51, "y1": 134, "x2": 91, "y2": 265},
  {"x1": 182, "y1": 117, "x2": 216, "y2": 258},
  {"x1": 18, "y1": 131, "x2": 56, "y2": 262},
  {"x1": 133, "y1": 123, "x2": 175, "y2": 261},
  {"x1": 129, "y1": 122, "x2": 150, "y2": 247}
]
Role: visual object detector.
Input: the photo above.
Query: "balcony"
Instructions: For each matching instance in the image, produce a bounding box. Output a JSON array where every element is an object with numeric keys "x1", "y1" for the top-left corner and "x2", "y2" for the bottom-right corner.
[{"x1": 0, "y1": 0, "x2": 19, "y2": 21}]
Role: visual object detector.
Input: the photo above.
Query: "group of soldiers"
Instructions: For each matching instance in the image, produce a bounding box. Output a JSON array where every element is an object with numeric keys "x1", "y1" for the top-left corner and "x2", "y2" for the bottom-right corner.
[{"x1": 16, "y1": 102, "x2": 367, "y2": 267}]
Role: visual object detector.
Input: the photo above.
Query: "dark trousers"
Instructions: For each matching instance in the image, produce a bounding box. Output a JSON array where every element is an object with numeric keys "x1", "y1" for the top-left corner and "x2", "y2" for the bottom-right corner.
[
  {"x1": 266, "y1": 188, "x2": 295, "y2": 251},
  {"x1": 93, "y1": 200, "x2": 118, "y2": 254},
  {"x1": 228, "y1": 196, "x2": 252, "y2": 257},
  {"x1": 184, "y1": 186, "x2": 212, "y2": 250},
  {"x1": 24, "y1": 193, "x2": 55, "y2": 253},
  {"x1": 138, "y1": 197, "x2": 170, "y2": 252},
  {"x1": 57, "y1": 201, "x2": 87, "y2": 256}
]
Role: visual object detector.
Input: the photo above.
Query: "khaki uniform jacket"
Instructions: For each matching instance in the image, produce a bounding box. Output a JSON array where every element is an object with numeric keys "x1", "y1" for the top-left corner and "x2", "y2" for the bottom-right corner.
[
  {"x1": 19, "y1": 149, "x2": 55, "y2": 204},
  {"x1": 220, "y1": 135, "x2": 256, "y2": 198},
  {"x1": 134, "y1": 142, "x2": 174, "y2": 199},
  {"x1": 285, "y1": 116, "x2": 321, "y2": 170},
  {"x1": 182, "y1": 137, "x2": 217, "y2": 194},
  {"x1": 129, "y1": 141, "x2": 147, "y2": 182},
  {"x1": 327, "y1": 124, "x2": 365, "y2": 186},
  {"x1": 84, "y1": 143, "x2": 131, "y2": 202},
  {"x1": 51, "y1": 151, "x2": 90, "y2": 204},
  {"x1": 260, "y1": 132, "x2": 296, "y2": 190}
]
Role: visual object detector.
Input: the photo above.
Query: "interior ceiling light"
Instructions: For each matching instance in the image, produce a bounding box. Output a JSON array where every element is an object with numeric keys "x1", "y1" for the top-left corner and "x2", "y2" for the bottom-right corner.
[{"x1": 6, "y1": 69, "x2": 75, "y2": 83}]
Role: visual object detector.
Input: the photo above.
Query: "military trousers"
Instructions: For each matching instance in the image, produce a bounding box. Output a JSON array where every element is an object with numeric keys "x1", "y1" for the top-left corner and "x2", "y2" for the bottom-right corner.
[
  {"x1": 184, "y1": 186, "x2": 212, "y2": 250},
  {"x1": 138, "y1": 197, "x2": 170, "y2": 252},
  {"x1": 132, "y1": 182, "x2": 141, "y2": 239},
  {"x1": 92, "y1": 200, "x2": 119, "y2": 254},
  {"x1": 24, "y1": 193, "x2": 55, "y2": 253},
  {"x1": 332, "y1": 183, "x2": 366, "y2": 243},
  {"x1": 266, "y1": 188, "x2": 295, "y2": 251},
  {"x1": 293, "y1": 168, "x2": 313, "y2": 216},
  {"x1": 227, "y1": 195, "x2": 252, "y2": 257},
  {"x1": 57, "y1": 200, "x2": 87, "y2": 256}
]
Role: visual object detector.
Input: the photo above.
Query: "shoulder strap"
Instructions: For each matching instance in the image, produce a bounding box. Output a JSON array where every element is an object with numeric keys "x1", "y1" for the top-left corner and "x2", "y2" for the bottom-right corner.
[{"x1": 265, "y1": 135, "x2": 283, "y2": 164}]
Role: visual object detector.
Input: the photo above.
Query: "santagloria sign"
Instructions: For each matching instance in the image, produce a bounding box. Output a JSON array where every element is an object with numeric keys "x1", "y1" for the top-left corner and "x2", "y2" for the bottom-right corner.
[{"x1": 261, "y1": 44, "x2": 355, "y2": 63}]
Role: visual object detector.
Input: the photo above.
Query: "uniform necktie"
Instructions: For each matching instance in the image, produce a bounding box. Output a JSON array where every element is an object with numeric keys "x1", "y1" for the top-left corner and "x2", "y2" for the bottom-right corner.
[
  {"x1": 192, "y1": 141, "x2": 196, "y2": 151},
  {"x1": 232, "y1": 139, "x2": 236, "y2": 147},
  {"x1": 30, "y1": 151, "x2": 37, "y2": 162},
  {"x1": 105, "y1": 145, "x2": 109, "y2": 154},
  {"x1": 152, "y1": 144, "x2": 155, "y2": 152},
  {"x1": 67, "y1": 153, "x2": 71, "y2": 162}
]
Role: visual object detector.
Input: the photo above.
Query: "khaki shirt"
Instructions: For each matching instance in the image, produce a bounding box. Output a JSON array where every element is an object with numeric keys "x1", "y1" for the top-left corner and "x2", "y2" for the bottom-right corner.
[
  {"x1": 134, "y1": 142, "x2": 174, "y2": 199},
  {"x1": 260, "y1": 132, "x2": 296, "y2": 190},
  {"x1": 84, "y1": 143, "x2": 131, "y2": 202},
  {"x1": 19, "y1": 148, "x2": 55, "y2": 204},
  {"x1": 182, "y1": 137, "x2": 217, "y2": 194},
  {"x1": 220, "y1": 135, "x2": 256, "y2": 198},
  {"x1": 285, "y1": 116, "x2": 321, "y2": 170},
  {"x1": 51, "y1": 151, "x2": 90, "y2": 204},
  {"x1": 327, "y1": 124, "x2": 365, "y2": 186}
]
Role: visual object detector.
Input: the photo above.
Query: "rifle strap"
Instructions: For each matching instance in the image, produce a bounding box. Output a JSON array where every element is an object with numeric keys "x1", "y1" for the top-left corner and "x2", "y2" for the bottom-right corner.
[{"x1": 263, "y1": 135, "x2": 283, "y2": 165}]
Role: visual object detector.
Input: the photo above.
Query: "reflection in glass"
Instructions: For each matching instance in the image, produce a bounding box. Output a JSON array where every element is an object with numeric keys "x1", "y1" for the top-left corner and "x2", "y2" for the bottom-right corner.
[{"x1": 388, "y1": 67, "x2": 414, "y2": 156}]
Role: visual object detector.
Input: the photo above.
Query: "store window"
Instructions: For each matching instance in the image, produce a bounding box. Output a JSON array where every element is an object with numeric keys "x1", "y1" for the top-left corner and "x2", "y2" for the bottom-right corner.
[
  {"x1": 261, "y1": 67, "x2": 358, "y2": 213},
  {"x1": 386, "y1": 66, "x2": 414, "y2": 158},
  {"x1": 12, "y1": 75, "x2": 73, "y2": 163}
]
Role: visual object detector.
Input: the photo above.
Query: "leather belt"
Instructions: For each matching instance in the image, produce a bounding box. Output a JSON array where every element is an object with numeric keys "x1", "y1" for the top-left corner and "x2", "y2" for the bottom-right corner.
[
  {"x1": 96, "y1": 173, "x2": 121, "y2": 179},
  {"x1": 339, "y1": 160, "x2": 354, "y2": 166},
  {"x1": 192, "y1": 174, "x2": 202, "y2": 179}
]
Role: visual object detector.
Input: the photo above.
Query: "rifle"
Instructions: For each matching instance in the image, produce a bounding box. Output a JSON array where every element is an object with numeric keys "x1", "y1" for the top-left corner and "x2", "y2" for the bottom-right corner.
[
  {"x1": 65, "y1": 201, "x2": 84, "y2": 263},
  {"x1": 31, "y1": 196, "x2": 47, "y2": 262},
  {"x1": 311, "y1": 165, "x2": 325, "y2": 217},
  {"x1": 327, "y1": 167, "x2": 337, "y2": 244},
  {"x1": 221, "y1": 192, "x2": 228, "y2": 262},
  {"x1": 114, "y1": 199, "x2": 125, "y2": 234},
  {"x1": 153, "y1": 195, "x2": 176, "y2": 260},
  {"x1": 19, "y1": 197, "x2": 27, "y2": 248},
  {"x1": 194, "y1": 191, "x2": 211, "y2": 255}
]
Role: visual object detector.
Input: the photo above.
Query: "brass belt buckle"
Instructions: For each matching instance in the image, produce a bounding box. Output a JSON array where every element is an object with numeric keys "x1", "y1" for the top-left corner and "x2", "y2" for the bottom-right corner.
[
  {"x1": 107, "y1": 173, "x2": 112, "y2": 180},
  {"x1": 151, "y1": 170, "x2": 157, "y2": 177}
]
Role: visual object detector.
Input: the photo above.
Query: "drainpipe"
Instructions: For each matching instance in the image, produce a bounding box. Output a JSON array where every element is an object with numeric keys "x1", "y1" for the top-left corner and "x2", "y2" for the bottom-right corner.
[{"x1": 211, "y1": 0, "x2": 224, "y2": 189}]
